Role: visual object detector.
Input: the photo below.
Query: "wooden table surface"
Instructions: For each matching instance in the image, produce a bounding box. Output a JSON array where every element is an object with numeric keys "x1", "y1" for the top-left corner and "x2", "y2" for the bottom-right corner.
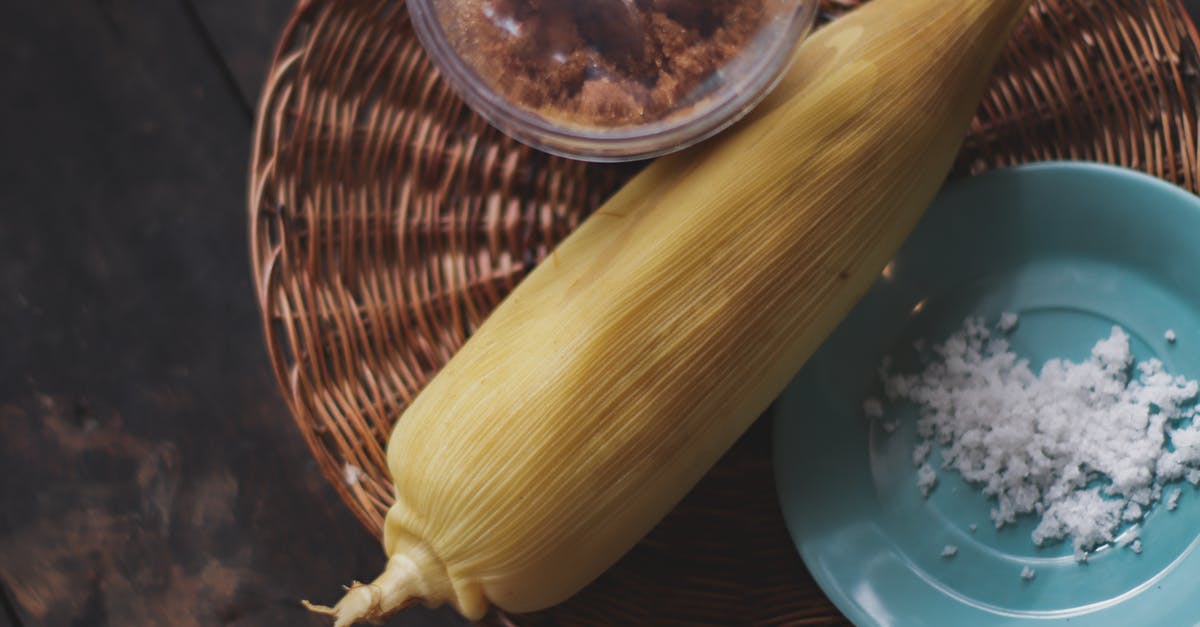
[
  {"x1": 4, "y1": 2, "x2": 1200, "y2": 627},
  {"x1": 0, "y1": 1, "x2": 464, "y2": 625}
]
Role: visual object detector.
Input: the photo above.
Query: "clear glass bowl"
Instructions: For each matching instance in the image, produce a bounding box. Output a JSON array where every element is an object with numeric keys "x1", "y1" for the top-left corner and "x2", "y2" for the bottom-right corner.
[{"x1": 408, "y1": 0, "x2": 820, "y2": 162}]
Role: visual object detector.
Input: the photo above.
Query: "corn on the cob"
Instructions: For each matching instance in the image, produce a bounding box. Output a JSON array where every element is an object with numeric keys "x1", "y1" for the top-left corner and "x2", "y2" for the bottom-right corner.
[{"x1": 307, "y1": 0, "x2": 1031, "y2": 623}]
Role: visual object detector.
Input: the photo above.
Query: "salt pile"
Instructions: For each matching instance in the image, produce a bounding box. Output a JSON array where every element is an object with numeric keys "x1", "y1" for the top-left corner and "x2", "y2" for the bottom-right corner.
[{"x1": 880, "y1": 316, "x2": 1200, "y2": 559}]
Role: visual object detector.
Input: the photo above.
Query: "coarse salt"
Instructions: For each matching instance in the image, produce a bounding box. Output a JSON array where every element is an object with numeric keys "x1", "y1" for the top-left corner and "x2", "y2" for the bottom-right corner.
[
  {"x1": 998, "y1": 312, "x2": 1019, "y2": 333},
  {"x1": 343, "y1": 463, "x2": 366, "y2": 487},
  {"x1": 917, "y1": 462, "x2": 938, "y2": 497},
  {"x1": 881, "y1": 317, "x2": 1200, "y2": 559}
]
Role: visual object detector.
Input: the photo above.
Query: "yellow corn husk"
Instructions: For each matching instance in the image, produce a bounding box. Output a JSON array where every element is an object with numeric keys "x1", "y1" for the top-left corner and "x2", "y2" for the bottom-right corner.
[{"x1": 307, "y1": 0, "x2": 1032, "y2": 623}]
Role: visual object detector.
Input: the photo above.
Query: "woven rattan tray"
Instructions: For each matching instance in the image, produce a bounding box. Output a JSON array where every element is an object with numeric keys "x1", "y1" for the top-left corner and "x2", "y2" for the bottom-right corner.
[{"x1": 249, "y1": 1, "x2": 1200, "y2": 623}]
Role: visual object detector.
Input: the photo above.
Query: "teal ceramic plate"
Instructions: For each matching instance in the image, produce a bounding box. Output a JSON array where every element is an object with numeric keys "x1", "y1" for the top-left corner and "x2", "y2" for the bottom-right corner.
[{"x1": 773, "y1": 162, "x2": 1200, "y2": 626}]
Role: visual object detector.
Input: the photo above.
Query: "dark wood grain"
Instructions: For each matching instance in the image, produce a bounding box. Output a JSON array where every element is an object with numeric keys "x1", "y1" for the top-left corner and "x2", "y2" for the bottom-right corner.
[
  {"x1": 0, "y1": 582, "x2": 20, "y2": 627},
  {"x1": 0, "y1": 1, "x2": 460, "y2": 625},
  {"x1": 183, "y1": 0, "x2": 297, "y2": 111}
]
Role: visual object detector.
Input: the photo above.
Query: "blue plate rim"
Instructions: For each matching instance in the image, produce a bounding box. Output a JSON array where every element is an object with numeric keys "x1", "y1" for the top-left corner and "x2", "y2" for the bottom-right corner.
[{"x1": 771, "y1": 160, "x2": 1200, "y2": 627}]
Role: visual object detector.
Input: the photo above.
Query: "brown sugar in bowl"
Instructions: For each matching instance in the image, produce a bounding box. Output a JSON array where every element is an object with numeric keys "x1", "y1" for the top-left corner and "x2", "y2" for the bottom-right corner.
[{"x1": 408, "y1": 0, "x2": 820, "y2": 161}]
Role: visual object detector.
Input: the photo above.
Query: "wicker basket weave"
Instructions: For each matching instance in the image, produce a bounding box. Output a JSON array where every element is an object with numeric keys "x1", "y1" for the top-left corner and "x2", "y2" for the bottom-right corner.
[{"x1": 249, "y1": 1, "x2": 1200, "y2": 623}]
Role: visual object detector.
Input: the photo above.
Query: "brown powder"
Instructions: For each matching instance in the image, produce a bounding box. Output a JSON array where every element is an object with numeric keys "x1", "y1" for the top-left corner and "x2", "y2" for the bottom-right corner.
[{"x1": 440, "y1": 0, "x2": 768, "y2": 128}]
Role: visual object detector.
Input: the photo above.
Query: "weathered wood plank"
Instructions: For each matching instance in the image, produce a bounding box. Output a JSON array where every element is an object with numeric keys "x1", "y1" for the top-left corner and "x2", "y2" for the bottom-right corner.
[
  {"x1": 0, "y1": 2, "x2": 461, "y2": 625},
  {"x1": 185, "y1": 0, "x2": 298, "y2": 111},
  {"x1": 0, "y1": 582, "x2": 22, "y2": 627}
]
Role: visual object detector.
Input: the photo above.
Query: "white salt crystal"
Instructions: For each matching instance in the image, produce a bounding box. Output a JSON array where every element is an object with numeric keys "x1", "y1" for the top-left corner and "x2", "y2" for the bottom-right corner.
[
  {"x1": 1020, "y1": 566, "x2": 1036, "y2": 580},
  {"x1": 1033, "y1": 489, "x2": 1122, "y2": 559},
  {"x1": 883, "y1": 317, "x2": 1200, "y2": 559},
  {"x1": 998, "y1": 312, "x2": 1019, "y2": 333},
  {"x1": 343, "y1": 463, "x2": 365, "y2": 487},
  {"x1": 1167, "y1": 488, "x2": 1182, "y2": 511},
  {"x1": 941, "y1": 544, "x2": 958, "y2": 558},
  {"x1": 917, "y1": 462, "x2": 938, "y2": 497},
  {"x1": 968, "y1": 524, "x2": 977, "y2": 533},
  {"x1": 863, "y1": 397, "x2": 884, "y2": 418},
  {"x1": 1166, "y1": 329, "x2": 1178, "y2": 343},
  {"x1": 913, "y1": 440, "x2": 933, "y2": 467},
  {"x1": 1132, "y1": 539, "x2": 1143, "y2": 554}
]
